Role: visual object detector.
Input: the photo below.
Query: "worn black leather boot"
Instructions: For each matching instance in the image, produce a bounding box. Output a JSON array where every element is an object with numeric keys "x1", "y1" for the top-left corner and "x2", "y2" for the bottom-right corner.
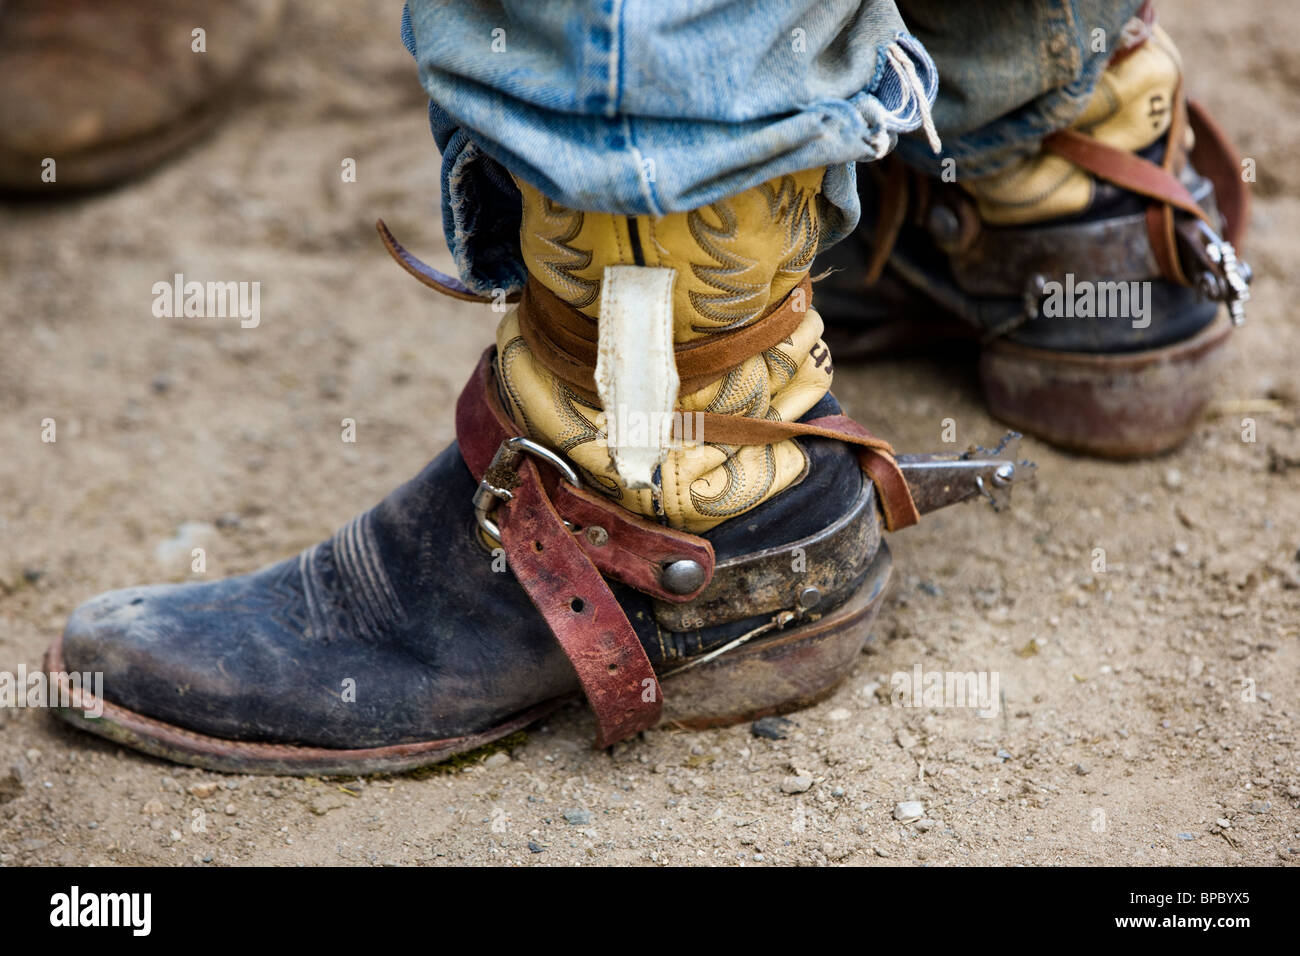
[{"x1": 49, "y1": 174, "x2": 1028, "y2": 775}]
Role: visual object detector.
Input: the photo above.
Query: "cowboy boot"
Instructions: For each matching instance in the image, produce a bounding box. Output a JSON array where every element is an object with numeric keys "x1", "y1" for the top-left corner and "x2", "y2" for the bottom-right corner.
[
  {"x1": 48, "y1": 170, "x2": 1027, "y2": 775},
  {"x1": 0, "y1": 0, "x2": 283, "y2": 192},
  {"x1": 815, "y1": 13, "x2": 1252, "y2": 458}
]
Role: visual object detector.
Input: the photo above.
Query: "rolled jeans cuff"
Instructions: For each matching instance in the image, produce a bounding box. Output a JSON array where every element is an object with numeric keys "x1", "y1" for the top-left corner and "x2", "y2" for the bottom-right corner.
[{"x1": 403, "y1": 2, "x2": 937, "y2": 297}]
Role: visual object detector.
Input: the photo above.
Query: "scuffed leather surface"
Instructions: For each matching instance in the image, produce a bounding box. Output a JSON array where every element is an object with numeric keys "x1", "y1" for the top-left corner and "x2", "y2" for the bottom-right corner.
[{"x1": 62, "y1": 395, "x2": 866, "y2": 749}]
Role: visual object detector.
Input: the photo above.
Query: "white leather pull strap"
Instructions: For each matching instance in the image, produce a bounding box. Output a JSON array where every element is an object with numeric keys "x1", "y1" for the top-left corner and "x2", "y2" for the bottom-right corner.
[{"x1": 595, "y1": 265, "x2": 679, "y2": 490}]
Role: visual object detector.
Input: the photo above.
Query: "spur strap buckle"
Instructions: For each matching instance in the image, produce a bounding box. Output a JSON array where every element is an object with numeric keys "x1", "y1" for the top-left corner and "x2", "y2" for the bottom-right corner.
[{"x1": 473, "y1": 436, "x2": 580, "y2": 545}]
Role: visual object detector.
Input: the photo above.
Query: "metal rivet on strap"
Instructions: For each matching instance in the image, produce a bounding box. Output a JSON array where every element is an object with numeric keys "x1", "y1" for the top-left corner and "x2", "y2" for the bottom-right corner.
[
  {"x1": 661, "y1": 559, "x2": 706, "y2": 596},
  {"x1": 584, "y1": 526, "x2": 609, "y2": 547},
  {"x1": 798, "y1": 586, "x2": 822, "y2": 610}
]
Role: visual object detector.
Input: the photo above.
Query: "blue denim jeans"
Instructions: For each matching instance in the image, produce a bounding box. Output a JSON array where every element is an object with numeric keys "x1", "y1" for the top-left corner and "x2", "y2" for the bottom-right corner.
[
  {"x1": 402, "y1": 0, "x2": 1143, "y2": 296},
  {"x1": 892, "y1": 0, "x2": 1145, "y2": 178}
]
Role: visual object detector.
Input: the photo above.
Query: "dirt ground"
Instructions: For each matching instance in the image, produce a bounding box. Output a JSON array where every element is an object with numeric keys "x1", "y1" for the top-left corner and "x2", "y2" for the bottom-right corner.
[{"x1": 1, "y1": 0, "x2": 1296, "y2": 867}]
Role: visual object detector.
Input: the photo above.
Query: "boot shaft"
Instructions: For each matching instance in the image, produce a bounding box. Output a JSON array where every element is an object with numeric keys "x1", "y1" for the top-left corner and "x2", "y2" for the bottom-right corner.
[{"x1": 498, "y1": 170, "x2": 836, "y2": 531}]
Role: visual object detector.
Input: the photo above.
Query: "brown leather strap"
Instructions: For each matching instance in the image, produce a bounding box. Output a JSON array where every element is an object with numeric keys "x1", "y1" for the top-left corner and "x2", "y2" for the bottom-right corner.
[
  {"x1": 1044, "y1": 90, "x2": 1251, "y2": 290},
  {"x1": 1145, "y1": 201, "x2": 1183, "y2": 284},
  {"x1": 1187, "y1": 98, "x2": 1250, "y2": 248},
  {"x1": 1042, "y1": 128, "x2": 1213, "y2": 226},
  {"x1": 694, "y1": 412, "x2": 920, "y2": 532},
  {"x1": 377, "y1": 219, "x2": 522, "y2": 304},
  {"x1": 863, "y1": 160, "x2": 910, "y2": 285},
  {"x1": 453, "y1": 346, "x2": 920, "y2": 739},
  {"x1": 390, "y1": 206, "x2": 923, "y2": 536},
  {"x1": 1045, "y1": 119, "x2": 1219, "y2": 288},
  {"x1": 518, "y1": 274, "x2": 814, "y2": 397},
  {"x1": 1146, "y1": 81, "x2": 1191, "y2": 285}
]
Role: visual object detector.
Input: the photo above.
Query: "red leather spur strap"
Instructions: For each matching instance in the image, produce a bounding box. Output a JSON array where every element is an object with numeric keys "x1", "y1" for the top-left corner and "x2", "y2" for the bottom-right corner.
[
  {"x1": 455, "y1": 349, "x2": 719, "y2": 747},
  {"x1": 456, "y1": 352, "x2": 715, "y2": 603},
  {"x1": 495, "y1": 460, "x2": 661, "y2": 748},
  {"x1": 808, "y1": 415, "x2": 920, "y2": 533}
]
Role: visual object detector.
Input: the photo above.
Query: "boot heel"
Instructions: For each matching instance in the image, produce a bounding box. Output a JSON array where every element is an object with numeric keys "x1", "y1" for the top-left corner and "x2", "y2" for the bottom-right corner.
[
  {"x1": 979, "y1": 314, "x2": 1233, "y2": 458},
  {"x1": 659, "y1": 544, "x2": 892, "y2": 729}
]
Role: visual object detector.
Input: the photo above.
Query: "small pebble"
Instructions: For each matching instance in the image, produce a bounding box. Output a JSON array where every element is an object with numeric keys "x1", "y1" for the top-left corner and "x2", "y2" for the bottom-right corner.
[
  {"x1": 215, "y1": 512, "x2": 242, "y2": 530},
  {"x1": 752, "y1": 716, "x2": 793, "y2": 740},
  {"x1": 894, "y1": 801, "x2": 924, "y2": 822},
  {"x1": 781, "y1": 775, "x2": 813, "y2": 794},
  {"x1": 562, "y1": 809, "x2": 592, "y2": 826}
]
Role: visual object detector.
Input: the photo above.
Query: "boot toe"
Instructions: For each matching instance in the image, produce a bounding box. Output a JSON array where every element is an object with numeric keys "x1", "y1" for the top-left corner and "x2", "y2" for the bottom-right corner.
[
  {"x1": 57, "y1": 562, "x2": 389, "y2": 748},
  {"x1": 59, "y1": 576, "x2": 293, "y2": 742}
]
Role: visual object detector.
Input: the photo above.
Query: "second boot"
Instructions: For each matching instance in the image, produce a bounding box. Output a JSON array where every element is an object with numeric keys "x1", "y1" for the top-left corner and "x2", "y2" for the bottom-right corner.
[{"x1": 815, "y1": 17, "x2": 1252, "y2": 458}]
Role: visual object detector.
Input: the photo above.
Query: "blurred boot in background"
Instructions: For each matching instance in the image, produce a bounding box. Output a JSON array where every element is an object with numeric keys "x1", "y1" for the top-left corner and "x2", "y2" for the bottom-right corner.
[
  {"x1": 0, "y1": 0, "x2": 283, "y2": 192},
  {"x1": 816, "y1": 0, "x2": 1252, "y2": 457}
]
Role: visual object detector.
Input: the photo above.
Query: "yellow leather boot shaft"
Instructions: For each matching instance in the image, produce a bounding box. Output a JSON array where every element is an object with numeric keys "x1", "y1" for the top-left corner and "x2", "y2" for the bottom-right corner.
[
  {"x1": 496, "y1": 170, "x2": 834, "y2": 532},
  {"x1": 964, "y1": 25, "x2": 1183, "y2": 225}
]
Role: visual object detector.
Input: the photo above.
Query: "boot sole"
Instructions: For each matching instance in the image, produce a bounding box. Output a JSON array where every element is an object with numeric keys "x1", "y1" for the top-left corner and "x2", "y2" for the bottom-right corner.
[
  {"x1": 826, "y1": 306, "x2": 1232, "y2": 458},
  {"x1": 661, "y1": 542, "x2": 891, "y2": 727},
  {"x1": 979, "y1": 314, "x2": 1233, "y2": 458},
  {"x1": 44, "y1": 547, "x2": 892, "y2": 776}
]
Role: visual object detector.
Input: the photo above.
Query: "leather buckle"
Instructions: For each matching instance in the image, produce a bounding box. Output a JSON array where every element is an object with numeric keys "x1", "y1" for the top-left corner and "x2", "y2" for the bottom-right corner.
[{"x1": 472, "y1": 437, "x2": 580, "y2": 545}]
